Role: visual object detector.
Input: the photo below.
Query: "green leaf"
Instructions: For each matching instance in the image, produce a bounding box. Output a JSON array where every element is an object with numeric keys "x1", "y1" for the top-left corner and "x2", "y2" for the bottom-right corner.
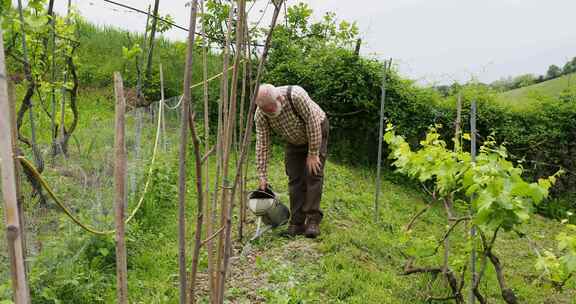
[
  {"x1": 559, "y1": 255, "x2": 576, "y2": 273},
  {"x1": 98, "y1": 247, "x2": 109, "y2": 257}
]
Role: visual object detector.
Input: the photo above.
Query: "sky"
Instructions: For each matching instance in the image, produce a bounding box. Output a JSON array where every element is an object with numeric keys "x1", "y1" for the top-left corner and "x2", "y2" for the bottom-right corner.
[{"x1": 50, "y1": 0, "x2": 576, "y2": 86}]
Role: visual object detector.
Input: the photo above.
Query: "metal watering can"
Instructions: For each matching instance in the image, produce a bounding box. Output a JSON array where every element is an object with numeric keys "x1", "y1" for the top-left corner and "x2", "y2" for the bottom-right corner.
[{"x1": 247, "y1": 186, "x2": 290, "y2": 240}]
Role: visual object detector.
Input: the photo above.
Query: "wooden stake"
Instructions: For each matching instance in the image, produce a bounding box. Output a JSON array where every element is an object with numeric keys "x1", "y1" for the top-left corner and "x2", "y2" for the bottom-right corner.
[
  {"x1": 227, "y1": 0, "x2": 246, "y2": 242},
  {"x1": 200, "y1": 0, "x2": 217, "y2": 300},
  {"x1": 179, "y1": 1, "x2": 199, "y2": 302},
  {"x1": 160, "y1": 63, "x2": 167, "y2": 151},
  {"x1": 181, "y1": 2, "x2": 204, "y2": 302},
  {"x1": 455, "y1": 93, "x2": 462, "y2": 152},
  {"x1": 113, "y1": 72, "x2": 128, "y2": 304},
  {"x1": 218, "y1": 0, "x2": 246, "y2": 272},
  {"x1": 222, "y1": 0, "x2": 245, "y2": 245},
  {"x1": 59, "y1": 74, "x2": 67, "y2": 155},
  {"x1": 8, "y1": 80, "x2": 27, "y2": 274},
  {"x1": 186, "y1": 100, "x2": 205, "y2": 304},
  {"x1": 145, "y1": 0, "x2": 161, "y2": 83},
  {"x1": 444, "y1": 93, "x2": 463, "y2": 285},
  {"x1": 238, "y1": 48, "x2": 247, "y2": 241},
  {"x1": 209, "y1": 62, "x2": 225, "y2": 304},
  {"x1": 216, "y1": 5, "x2": 235, "y2": 301},
  {"x1": 238, "y1": 14, "x2": 254, "y2": 241},
  {"x1": 1, "y1": 27, "x2": 31, "y2": 303},
  {"x1": 469, "y1": 99, "x2": 478, "y2": 304},
  {"x1": 354, "y1": 38, "x2": 362, "y2": 57},
  {"x1": 218, "y1": 2, "x2": 283, "y2": 302},
  {"x1": 49, "y1": 5, "x2": 57, "y2": 159},
  {"x1": 374, "y1": 59, "x2": 390, "y2": 222}
]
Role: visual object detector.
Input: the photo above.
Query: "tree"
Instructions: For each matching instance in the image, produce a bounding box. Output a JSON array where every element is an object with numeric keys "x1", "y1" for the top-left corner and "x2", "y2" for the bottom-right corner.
[
  {"x1": 562, "y1": 58, "x2": 576, "y2": 75},
  {"x1": 512, "y1": 74, "x2": 535, "y2": 89},
  {"x1": 385, "y1": 125, "x2": 564, "y2": 303},
  {"x1": 546, "y1": 64, "x2": 562, "y2": 79}
]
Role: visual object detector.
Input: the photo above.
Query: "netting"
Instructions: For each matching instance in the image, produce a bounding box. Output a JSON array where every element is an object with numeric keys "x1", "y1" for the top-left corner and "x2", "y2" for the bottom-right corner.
[{"x1": 0, "y1": 90, "x2": 184, "y2": 297}]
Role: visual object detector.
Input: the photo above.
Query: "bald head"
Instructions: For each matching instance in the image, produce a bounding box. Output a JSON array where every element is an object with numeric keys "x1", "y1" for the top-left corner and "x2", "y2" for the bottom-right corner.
[{"x1": 256, "y1": 83, "x2": 284, "y2": 116}]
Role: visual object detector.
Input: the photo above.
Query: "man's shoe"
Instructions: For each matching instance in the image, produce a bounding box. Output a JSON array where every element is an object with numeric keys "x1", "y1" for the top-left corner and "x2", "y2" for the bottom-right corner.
[
  {"x1": 305, "y1": 222, "x2": 320, "y2": 238},
  {"x1": 286, "y1": 224, "x2": 306, "y2": 237}
]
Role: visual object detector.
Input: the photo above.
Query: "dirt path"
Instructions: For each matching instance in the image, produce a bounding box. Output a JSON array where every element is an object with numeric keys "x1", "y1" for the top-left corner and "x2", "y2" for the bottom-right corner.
[{"x1": 196, "y1": 229, "x2": 322, "y2": 303}]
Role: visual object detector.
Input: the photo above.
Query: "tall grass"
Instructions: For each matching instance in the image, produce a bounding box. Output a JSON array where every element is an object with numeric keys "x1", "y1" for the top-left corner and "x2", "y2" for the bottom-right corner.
[{"x1": 76, "y1": 20, "x2": 226, "y2": 101}]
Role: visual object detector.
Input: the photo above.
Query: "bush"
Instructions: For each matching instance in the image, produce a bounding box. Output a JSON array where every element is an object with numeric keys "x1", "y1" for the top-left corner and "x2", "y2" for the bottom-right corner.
[
  {"x1": 266, "y1": 25, "x2": 443, "y2": 165},
  {"x1": 263, "y1": 7, "x2": 576, "y2": 213}
]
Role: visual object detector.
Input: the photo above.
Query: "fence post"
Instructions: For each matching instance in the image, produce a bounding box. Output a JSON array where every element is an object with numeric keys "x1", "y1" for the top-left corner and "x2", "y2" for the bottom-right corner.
[
  {"x1": 159, "y1": 63, "x2": 167, "y2": 151},
  {"x1": 113, "y1": 72, "x2": 129, "y2": 304},
  {"x1": 8, "y1": 78, "x2": 29, "y2": 275},
  {"x1": 469, "y1": 99, "x2": 477, "y2": 304},
  {"x1": 0, "y1": 27, "x2": 31, "y2": 304},
  {"x1": 455, "y1": 93, "x2": 462, "y2": 152},
  {"x1": 374, "y1": 59, "x2": 391, "y2": 222},
  {"x1": 178, "y1": 0, "x2": 201, "y2": 301}
]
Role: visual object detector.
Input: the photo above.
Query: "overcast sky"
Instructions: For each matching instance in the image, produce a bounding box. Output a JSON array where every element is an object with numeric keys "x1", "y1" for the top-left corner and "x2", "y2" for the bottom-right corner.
[{"x1": 51, "y1": 0, "x2": 576, "y2": 85}]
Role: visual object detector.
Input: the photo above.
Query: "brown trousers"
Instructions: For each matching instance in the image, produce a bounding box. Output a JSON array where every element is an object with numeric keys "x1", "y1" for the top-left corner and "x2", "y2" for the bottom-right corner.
[{"x1": 284, "y1": 119, "x2": 329, "y2": 225}]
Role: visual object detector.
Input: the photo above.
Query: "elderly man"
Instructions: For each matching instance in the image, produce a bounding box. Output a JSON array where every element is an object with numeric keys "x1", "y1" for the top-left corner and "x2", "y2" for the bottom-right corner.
[{"x1": 255, "y1": 84, "x2": 328, "y2": 238}]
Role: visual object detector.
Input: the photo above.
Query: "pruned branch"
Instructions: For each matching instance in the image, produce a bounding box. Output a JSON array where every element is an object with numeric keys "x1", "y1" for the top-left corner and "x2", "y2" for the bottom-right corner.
[
  {"x1": 405, "y1": 203, "x2": 432, "y2": 231},
  {"x1": 402, "y1": 258, "x2": 464, "y2": 303},
  {"x1": 431, "y1": 216, "x2": 471, "y2": 255},
  {"x1": 201, "y1": 145, "x2": 216, "y2": 165},
  {"x1": 201, "y1": 226, "x2": 224, "y2": 247}
]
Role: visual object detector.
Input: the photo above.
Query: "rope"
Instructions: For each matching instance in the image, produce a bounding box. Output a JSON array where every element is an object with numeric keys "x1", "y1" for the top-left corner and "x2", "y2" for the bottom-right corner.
[
  {"x1": 165, "y1": 96, "x2": 183, "y2": 110},
  {"x1": 16, "y1": 99, "x2": 165, "y2": 235},
  {"x1": 162, "y1": 62, "x2": 243, "y2": 110},
  {"x1": 191, "y1": 63, "x2": 238, "y2": 89}
]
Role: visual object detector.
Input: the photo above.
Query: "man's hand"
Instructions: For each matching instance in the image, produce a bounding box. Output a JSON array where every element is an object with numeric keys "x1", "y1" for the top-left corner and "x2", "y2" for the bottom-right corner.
[
  {"x1": 259, "y1": 177, "x2": 268, "y2": 191},
  {"x1": 306, "y1": 155, "x2": 322, "y2": 176}
]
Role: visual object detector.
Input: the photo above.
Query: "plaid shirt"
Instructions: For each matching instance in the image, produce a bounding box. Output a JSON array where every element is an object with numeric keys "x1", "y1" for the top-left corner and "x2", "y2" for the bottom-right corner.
[{"x1": 255, "y1": 86, "x2": 326, "y2": 180}]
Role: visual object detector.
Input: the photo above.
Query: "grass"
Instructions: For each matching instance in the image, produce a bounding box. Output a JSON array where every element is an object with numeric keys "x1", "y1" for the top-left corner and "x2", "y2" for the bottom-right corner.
[
  {"x1": 76, "y1": 21, "x2": 225, "y2": 97},
  {"x1": 237, "y1": 159, "x2": 576, "y2": 303},
  {"x1": 2, "y1": 87, "x2": 576, "y2": 303},
  {"x1": 2, "y1": 9, "x2": 574, "y2": 303},
  {"x1": 496, "y1": 73, "x2": 576, "y2": 110},
  {"x1": 2, "y1": 85, "x2": 576, "y2": 302}
]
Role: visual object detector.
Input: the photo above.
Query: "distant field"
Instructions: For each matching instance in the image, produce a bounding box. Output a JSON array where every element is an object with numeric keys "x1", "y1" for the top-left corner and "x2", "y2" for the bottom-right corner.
[{"x1": 496, "y1": 73, "x2": 575, "y2": 108}]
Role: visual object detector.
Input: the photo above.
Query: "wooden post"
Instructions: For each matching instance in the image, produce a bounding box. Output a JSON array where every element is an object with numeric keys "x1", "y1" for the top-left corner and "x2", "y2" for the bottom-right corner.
[
  {"x1": 455, "y1": 93, "x2": 462, "y2": 152},
  {"x1": 200, "y1": 0, "x2": 217, "y2": 300},
  {"x1": 1, "y1": 27, "x2": 31, "y2": 304},
  {"x1": 374, "y1": 59, "x2": 390, "y2": 222},
  {"x1": 50, "y1": 5, "x2": 57, "y2": 160},
  {"x1": 219, "y1": 2, "x2": 284, "y2": 302},
  {"x1": 238, "y1": 45, "x2": 248, "y2": 241},
  {"x1": 222, "y1": 0, "x2": 245, "y2": 245},
  {"x1": 159, "y1": 63, "x2": 167, "y2": 151},
  {"x1": 209, "y1": 63, "x2": 225, "y2": 304},
  {"x1": 179, "y1": 1, "x2": 199, "y2": 302},
  {"x1": 8, "y1": 79, "x2": 28, "y2": 275},
  {"x1": 216, "y1": 4, "x2": 235, "y2": 301},
  {"x1": 444, "y1": 92, "x2": 463, "y2": 281},
  {"x1": 113, "y1": 72, "x2": 129, "y2": 304},
  {"x1": 469, "y1": 99, "x2": 477, "y2": 304},
  {"x1": 145, "y1": 0, "x2": 161, "y2": 83},
  {"x1": 239, "y1": 23, "x2": 254, "y2": 238},
  {"x1": 59, "y1": 74, "x2": 67, "y2": 155},
  {"x1": 218, "y1": 0, "x2": 246, "y2": 276},
  {"x1": 225, "y1": 0, "x2": 246, "y2": 242},
  {"x1": 354, "y1": 38, "x2": 362, "y2": 57},
  {"x1": 182, "y1": 2, "x2": 204, "y2": 302}
]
